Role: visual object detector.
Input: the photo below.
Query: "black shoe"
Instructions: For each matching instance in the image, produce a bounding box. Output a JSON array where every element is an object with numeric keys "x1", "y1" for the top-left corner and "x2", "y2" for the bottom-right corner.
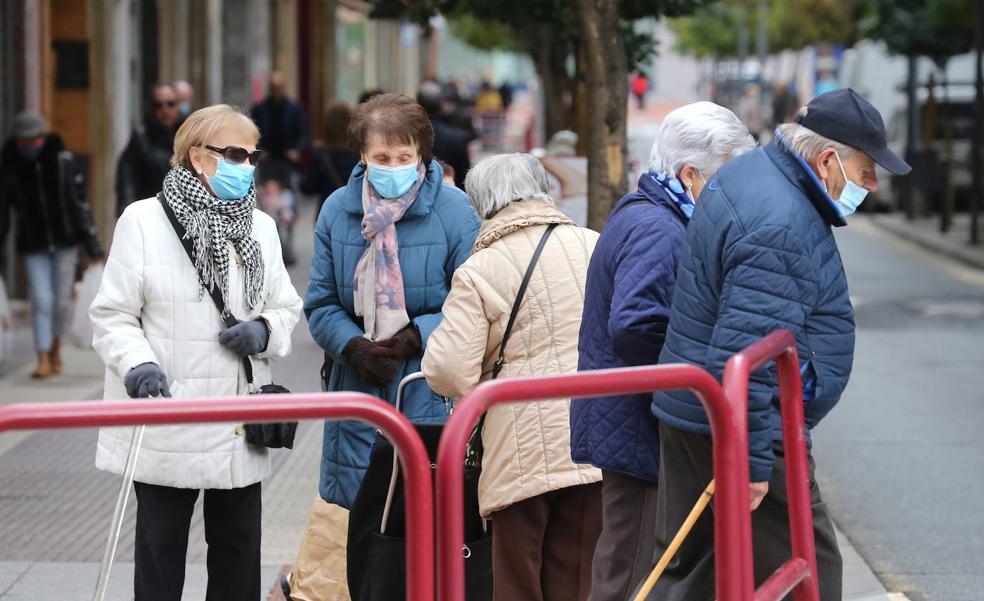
[{"x1": 280, "y1": 572, "x2": 293, "y2": 600}]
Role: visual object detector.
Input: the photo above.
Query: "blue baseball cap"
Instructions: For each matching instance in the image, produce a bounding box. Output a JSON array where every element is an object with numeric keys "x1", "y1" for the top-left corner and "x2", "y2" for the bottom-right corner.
[{"x1": 795, "y1": 88, "x2": 911, "y2": 175}]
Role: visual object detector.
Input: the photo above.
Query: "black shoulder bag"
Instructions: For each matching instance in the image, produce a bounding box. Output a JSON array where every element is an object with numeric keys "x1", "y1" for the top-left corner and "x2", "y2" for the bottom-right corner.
[
  {"x1": 158, "y1": 194, "x2": 297, "y2": 449},
  {"x1": 464, "y1": 223, "x2": 558, "y2": 470}
]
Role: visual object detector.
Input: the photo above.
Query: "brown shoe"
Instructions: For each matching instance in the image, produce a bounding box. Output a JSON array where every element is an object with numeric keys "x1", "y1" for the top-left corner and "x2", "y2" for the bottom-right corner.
[
  {"x1": 31, "y1": 353, "x2": 53, "y2": 379},
  {"x1": 50, "y1": 338, "x2": 63, "y2": 375}
]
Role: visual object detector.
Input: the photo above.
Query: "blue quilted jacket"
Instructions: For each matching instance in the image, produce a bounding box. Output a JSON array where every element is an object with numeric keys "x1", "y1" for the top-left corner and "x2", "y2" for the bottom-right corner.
[
  {"x1": 652, "y1": 134, "x2": 855, "y2": 483},
  {"x1": 570, "y1": 174, "x2": 688, "y2": 482},
  {"x1": 305, "y1": 160, "x2": 481, "y2": 508}
]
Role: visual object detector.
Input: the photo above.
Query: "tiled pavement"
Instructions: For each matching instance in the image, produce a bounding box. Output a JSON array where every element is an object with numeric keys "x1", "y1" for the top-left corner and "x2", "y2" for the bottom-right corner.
[{"x1": 0, "y1": 200, "x2": 906, "y2": 600}]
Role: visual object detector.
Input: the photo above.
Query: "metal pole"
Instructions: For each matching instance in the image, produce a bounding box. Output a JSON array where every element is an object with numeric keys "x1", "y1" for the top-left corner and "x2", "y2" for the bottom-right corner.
[
  {"x1": 972, "y1": 1, "x2": 983, "y2": 245},
  {"x1": 756, "y1": 0, "x2": 768, "y2": 81},
  {"x1": 904, "y1": 55, "x2": 919, "y2": 220}
]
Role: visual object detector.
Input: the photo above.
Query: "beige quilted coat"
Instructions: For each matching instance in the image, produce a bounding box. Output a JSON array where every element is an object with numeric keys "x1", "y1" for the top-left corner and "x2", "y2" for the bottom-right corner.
[{"x1": 422, "y1": 197, "x2": 602, "y2": 517}]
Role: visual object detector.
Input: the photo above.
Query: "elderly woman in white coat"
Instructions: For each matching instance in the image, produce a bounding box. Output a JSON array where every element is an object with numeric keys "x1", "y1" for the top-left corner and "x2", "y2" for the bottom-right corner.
[
  {"x1": 422, "y1": 153, "x2": 603, "y2": 601},
  {"x1": 90, "y1": 105, "x2": 302, "y2": 601}
]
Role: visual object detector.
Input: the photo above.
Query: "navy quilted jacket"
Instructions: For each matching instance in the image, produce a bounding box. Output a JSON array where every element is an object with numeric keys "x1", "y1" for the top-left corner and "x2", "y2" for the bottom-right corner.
[
  {"x1": 571, "y1": 174, "x2": 688, "y2": 482},
  {"x1": 652, "y1": 134, "x2": 855, "y2": 483}
]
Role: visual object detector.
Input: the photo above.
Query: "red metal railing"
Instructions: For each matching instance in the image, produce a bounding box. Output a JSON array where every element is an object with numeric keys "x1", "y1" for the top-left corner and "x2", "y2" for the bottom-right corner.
[
  {"x1": 0, "y1": 392, "x2": 435, "y2": 601},
  {"x1": 435, "y1": 363, "x2": 758, "y2": 601},
  {"x1": 723, "y1": 330, "x2": 820, "y2": 601}
]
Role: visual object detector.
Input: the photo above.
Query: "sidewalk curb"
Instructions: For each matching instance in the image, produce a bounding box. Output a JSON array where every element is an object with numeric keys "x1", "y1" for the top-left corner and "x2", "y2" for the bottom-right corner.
[{"x1": 869, "y1": 215, "x2": 984, "y2": 271}]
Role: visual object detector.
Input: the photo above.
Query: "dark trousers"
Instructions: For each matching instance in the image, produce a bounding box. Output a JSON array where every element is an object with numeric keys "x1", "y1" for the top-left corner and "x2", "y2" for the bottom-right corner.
[
  {"x1": 588, "y1": 471, "x2": 659, "y2": 601},
  {"x1": 645, "y1": 423, "x2": 841, "y2": 601},
  {"x1": 490, "y1": 483, "x2": 602, "y2": 601},
  {"x1": 133, "y1": 481, "x2": 262, "y2": 601}
]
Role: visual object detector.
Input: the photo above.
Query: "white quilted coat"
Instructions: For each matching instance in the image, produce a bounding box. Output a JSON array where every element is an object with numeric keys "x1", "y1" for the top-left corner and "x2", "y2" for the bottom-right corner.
[
  {"x1": 91, "y1": 197, "x2": 302, "y2": 490},
  {"x1": 422, "y1": 198, "x2": 602, "y2": 517}
]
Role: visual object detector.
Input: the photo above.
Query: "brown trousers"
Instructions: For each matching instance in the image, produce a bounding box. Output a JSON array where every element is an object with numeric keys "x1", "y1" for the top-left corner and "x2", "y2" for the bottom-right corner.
[
  {"x1": 587, "y1": 471, "x2": 659, "y2": 601},
  {"x1": 490, "y1": 483, "x2": 603, "y2": 601},
  {"x1": 645, "y1": 422, "x2": 842, "y2": 601}
]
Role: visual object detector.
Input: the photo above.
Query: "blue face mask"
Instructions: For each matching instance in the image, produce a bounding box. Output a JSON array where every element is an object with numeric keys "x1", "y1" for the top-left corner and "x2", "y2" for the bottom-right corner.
[
  {"x1": 367, "y1": 161, "x2": 418, "y2": 199},
  {"x1": 827, "y1": 151, "x2": 868, "y2": 218},
  {"x1": 207, "y1": 156, "x2": 255, "y2": 201}
]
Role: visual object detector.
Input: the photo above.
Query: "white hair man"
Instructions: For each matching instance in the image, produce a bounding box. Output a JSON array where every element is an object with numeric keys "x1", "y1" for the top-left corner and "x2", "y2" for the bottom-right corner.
[
  {"x1": 572, "y1": 101, "x2": 756, "y2": 601},
  {"x1": 648, "y1": 89, "x2": 911, "y2": 600}
]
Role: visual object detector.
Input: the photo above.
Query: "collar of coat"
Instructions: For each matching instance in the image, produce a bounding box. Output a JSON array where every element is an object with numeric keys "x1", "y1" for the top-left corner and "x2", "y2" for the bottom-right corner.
[
  {"x1": 338, "y1": 159, "x2": 446, "y2": 219},
  {"x1": 632, "y1": 172, "x2": 691, "y2": 224},
  {"x1": 765, "y1": 130, "x2": 847, "y2": 228},
  {"x1": 472, "y1": 196, "x2": 575, "y2": 253}
]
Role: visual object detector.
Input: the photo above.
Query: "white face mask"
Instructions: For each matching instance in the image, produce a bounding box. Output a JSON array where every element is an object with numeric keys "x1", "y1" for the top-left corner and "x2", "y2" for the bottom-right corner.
[{"x1": 824, "y1": 151, "x2": 868, "y2": 218}]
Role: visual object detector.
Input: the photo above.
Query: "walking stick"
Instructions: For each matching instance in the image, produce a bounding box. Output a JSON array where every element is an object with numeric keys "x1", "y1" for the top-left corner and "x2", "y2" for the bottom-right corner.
[
  {"x1": 631, "y1": 479, "x2": 716, "y2": 601},
  {"x1": 93, "y1": 425, "x2": 145, "y2": 601}
]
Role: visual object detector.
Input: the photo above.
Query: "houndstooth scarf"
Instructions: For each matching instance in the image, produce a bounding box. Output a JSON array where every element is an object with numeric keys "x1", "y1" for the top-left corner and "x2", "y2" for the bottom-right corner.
[{"x1": 161, "y1": 166, "x2": 264, "y2": 310}]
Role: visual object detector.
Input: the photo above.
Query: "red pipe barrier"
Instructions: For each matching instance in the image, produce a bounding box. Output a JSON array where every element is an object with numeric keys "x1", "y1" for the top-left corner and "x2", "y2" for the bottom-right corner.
[
  {"x1": 435, "y1": 364, "x2": 755, "y2": 601},
  {"x1": 0, "y1": 393, "x2": 434, "y2": 601},
  {"x1": 754, "y1": 559, "x2": 811, "y2": 601},
  {"x1": 723, "y1": 330, "x2": 820, "y2": 601}
]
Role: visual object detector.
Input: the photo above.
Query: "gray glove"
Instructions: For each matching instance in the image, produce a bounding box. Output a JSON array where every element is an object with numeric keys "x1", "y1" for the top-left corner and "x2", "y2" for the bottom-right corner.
[
  {"x1": 124, "y1": 362, "x2": 171, "y2": 398},
  {"x1": 218, "y1": 319, "x2": 270, "y2": 358}
]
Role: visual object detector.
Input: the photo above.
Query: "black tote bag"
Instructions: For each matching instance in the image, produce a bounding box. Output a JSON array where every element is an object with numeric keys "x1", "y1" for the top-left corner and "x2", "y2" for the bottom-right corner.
[{"x1": 347, "y1": 374, "x2": 492, "y2": 601}]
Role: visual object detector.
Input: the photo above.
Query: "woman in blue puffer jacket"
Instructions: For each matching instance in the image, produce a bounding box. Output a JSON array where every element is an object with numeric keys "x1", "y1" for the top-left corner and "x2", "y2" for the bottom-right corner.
[{"x1": 305, "y1": 94, "x2": 480, "y2": 509}]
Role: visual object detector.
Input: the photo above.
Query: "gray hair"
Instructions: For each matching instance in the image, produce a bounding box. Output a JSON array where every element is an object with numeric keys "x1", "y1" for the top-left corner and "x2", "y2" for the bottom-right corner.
[
  {"x1": 465, "y1": 153, "x2": 555, "y2": 219},
  {"x1": 776, "y1": 106, "x2": 855, "y2": 163},
  {"x1": 648, "y1": 101, "x2": 756, "y2": 178}
]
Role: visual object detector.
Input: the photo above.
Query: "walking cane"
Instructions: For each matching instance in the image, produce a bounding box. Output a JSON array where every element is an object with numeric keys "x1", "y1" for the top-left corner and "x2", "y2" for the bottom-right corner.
[
  {"x1": 630, "y1": 479, "x2": 716, "y2": 601},
  {"x1": 93, "y1": 425, "x2": 145, "y2": 601}
]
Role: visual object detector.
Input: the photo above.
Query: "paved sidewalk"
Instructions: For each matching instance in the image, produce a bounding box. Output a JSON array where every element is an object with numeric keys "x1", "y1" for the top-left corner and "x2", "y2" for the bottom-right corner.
[{"x1": 870, "y1": 212, "x2": 984, "y2": 270}]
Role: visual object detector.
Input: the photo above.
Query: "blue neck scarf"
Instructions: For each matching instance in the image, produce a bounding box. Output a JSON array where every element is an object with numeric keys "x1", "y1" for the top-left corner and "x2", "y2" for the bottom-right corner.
[{"x1": 650, "y1": 172, "x2": 694, "y2": 219}]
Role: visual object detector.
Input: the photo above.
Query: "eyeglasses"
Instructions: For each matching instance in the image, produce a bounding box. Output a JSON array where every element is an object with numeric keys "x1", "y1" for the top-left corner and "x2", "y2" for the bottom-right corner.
[
  {"x1": 204, "y1": 145, "x2": 262, "y2": 166},
  {"x1": 152, "y1": 100, "x2": 177, "y2": 109}
]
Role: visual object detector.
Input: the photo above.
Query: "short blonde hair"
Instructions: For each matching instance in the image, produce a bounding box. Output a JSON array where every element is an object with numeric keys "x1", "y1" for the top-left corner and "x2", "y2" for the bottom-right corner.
[{"x1": 171, "y1": 104, "x2": 260, "y2": 169}]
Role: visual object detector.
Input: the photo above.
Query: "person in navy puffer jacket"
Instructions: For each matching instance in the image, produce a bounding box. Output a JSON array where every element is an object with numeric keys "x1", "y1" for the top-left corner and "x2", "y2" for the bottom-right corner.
[
  {"x1": 572, "y1": 102, "x2": 755, "y2": 601},
  {"x1": 646, "y1": 89, "x2": 911, "y2": 601}
]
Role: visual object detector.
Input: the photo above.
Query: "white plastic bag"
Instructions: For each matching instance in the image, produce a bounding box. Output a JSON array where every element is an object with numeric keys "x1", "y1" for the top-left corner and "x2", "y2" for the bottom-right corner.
[
  {"x1": 69, "y1": 264, "x2": 104, "y2": 348},
  {"x1": 0, "y1": 279, "x2": 12, "y2": 365}
]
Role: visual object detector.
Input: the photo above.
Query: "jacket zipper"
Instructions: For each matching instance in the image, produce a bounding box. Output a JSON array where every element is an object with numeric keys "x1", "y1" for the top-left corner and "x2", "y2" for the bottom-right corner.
[{"x1": 35, "y1": 162, "x2": 56, "y2": 253}]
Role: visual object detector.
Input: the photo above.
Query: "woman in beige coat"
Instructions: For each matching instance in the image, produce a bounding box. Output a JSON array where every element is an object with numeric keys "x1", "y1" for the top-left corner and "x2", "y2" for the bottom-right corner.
[{"x1": 422, "y1": 153, "x2": 602, "y2": 601}]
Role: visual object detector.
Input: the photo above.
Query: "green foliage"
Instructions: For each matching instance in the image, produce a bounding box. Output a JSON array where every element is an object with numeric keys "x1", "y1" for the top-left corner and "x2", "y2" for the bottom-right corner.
[
  {"x1": 446, "y1": 13, "x2": 521, "y2": 52},
  {"x1": 669, "y1": 0, "x2": 857, "y2": 59},
  {"x1": 859, "y1": 0, "x2": 974, "y2": 66}
]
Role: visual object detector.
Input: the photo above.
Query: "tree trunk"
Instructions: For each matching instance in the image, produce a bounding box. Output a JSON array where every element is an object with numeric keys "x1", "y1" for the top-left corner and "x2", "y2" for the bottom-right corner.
[
  {"x1": 575, "y1": 0, "x2": 628, "y2": 231},
  {"x1": 528, "y1": 25, "x2": 574, "y2": 140}
]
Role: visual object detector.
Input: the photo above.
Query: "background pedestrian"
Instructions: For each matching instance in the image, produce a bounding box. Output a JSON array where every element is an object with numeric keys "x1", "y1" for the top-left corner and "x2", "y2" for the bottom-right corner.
[
  {"x1": 0, "y1": 111, "x2": 105, "y2": 378},
  {"x1": 116, "y1": 82, "x2": 184, "y2": 214}
]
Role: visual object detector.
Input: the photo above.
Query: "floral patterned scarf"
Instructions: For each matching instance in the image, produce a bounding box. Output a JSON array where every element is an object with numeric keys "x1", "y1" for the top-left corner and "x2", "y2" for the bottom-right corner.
[{"x1": 354, "y1": 163, "x2": 426, "y2": 341}]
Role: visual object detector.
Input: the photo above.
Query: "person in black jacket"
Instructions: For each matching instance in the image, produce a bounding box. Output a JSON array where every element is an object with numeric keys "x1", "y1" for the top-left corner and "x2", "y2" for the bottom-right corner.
[
  {"x1": 116, "y1": 83, "x2": 184, "y2": 214},
  {"x1": 300, "y1": 100, "x2": 359, "y2": 220},
  {"x1": 0, "y1": 111, "x2": 104, "y2": 378},
  {"x1": 417, "y1": 81, "x2": 471, "y2": 188}
]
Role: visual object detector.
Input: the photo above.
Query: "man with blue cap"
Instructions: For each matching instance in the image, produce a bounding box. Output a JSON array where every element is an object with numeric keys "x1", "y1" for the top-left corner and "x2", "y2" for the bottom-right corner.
[{"x1": 644, "y1": 89, "x2": 911, "y2": 601}]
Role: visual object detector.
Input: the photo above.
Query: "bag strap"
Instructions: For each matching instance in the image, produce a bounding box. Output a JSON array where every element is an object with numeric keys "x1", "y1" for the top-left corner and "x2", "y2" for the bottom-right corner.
[
  {"x1": 158, "y1": 194, "x2": 256, "y2": 386},
  {"x1": 491, "y1": 223, "x2": 558, "y2": 379}
]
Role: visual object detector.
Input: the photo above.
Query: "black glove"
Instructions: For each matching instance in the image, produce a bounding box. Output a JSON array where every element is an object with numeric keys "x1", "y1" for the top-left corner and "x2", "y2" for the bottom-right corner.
[
  {"x1": 373, "y1": 325, "x2": 422, "y2": 361},
  {"x1": 343, "y1": 336, "x2": 401, "y2": 388},
  {"x1": 218, "y1": 319, "x2": 270, "y2": 358},
  {"x1": 124, "y1": 362, "x2": 172, "y2": 398}
]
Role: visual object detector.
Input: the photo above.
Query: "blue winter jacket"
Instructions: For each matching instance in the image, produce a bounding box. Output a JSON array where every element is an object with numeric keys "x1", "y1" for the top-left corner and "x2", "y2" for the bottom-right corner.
[
  {"x1": 652, "y1": 134, "x2": 855, "y2": 483},
  {"x1": 570, "y1": 174, "x2": 688, "y2": 482},
  {"x1": 305, "y1": 160, "x2": 481, "y2": 508}
]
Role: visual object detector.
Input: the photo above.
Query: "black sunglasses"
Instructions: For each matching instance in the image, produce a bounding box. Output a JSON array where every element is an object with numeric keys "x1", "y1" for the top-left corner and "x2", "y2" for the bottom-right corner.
[
  {"x1": 152, "y1": 100, "x2": 177, "y2": 109},
  {"x1": 205, "y1": 145, "x2": 262, "y2": 166}
]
